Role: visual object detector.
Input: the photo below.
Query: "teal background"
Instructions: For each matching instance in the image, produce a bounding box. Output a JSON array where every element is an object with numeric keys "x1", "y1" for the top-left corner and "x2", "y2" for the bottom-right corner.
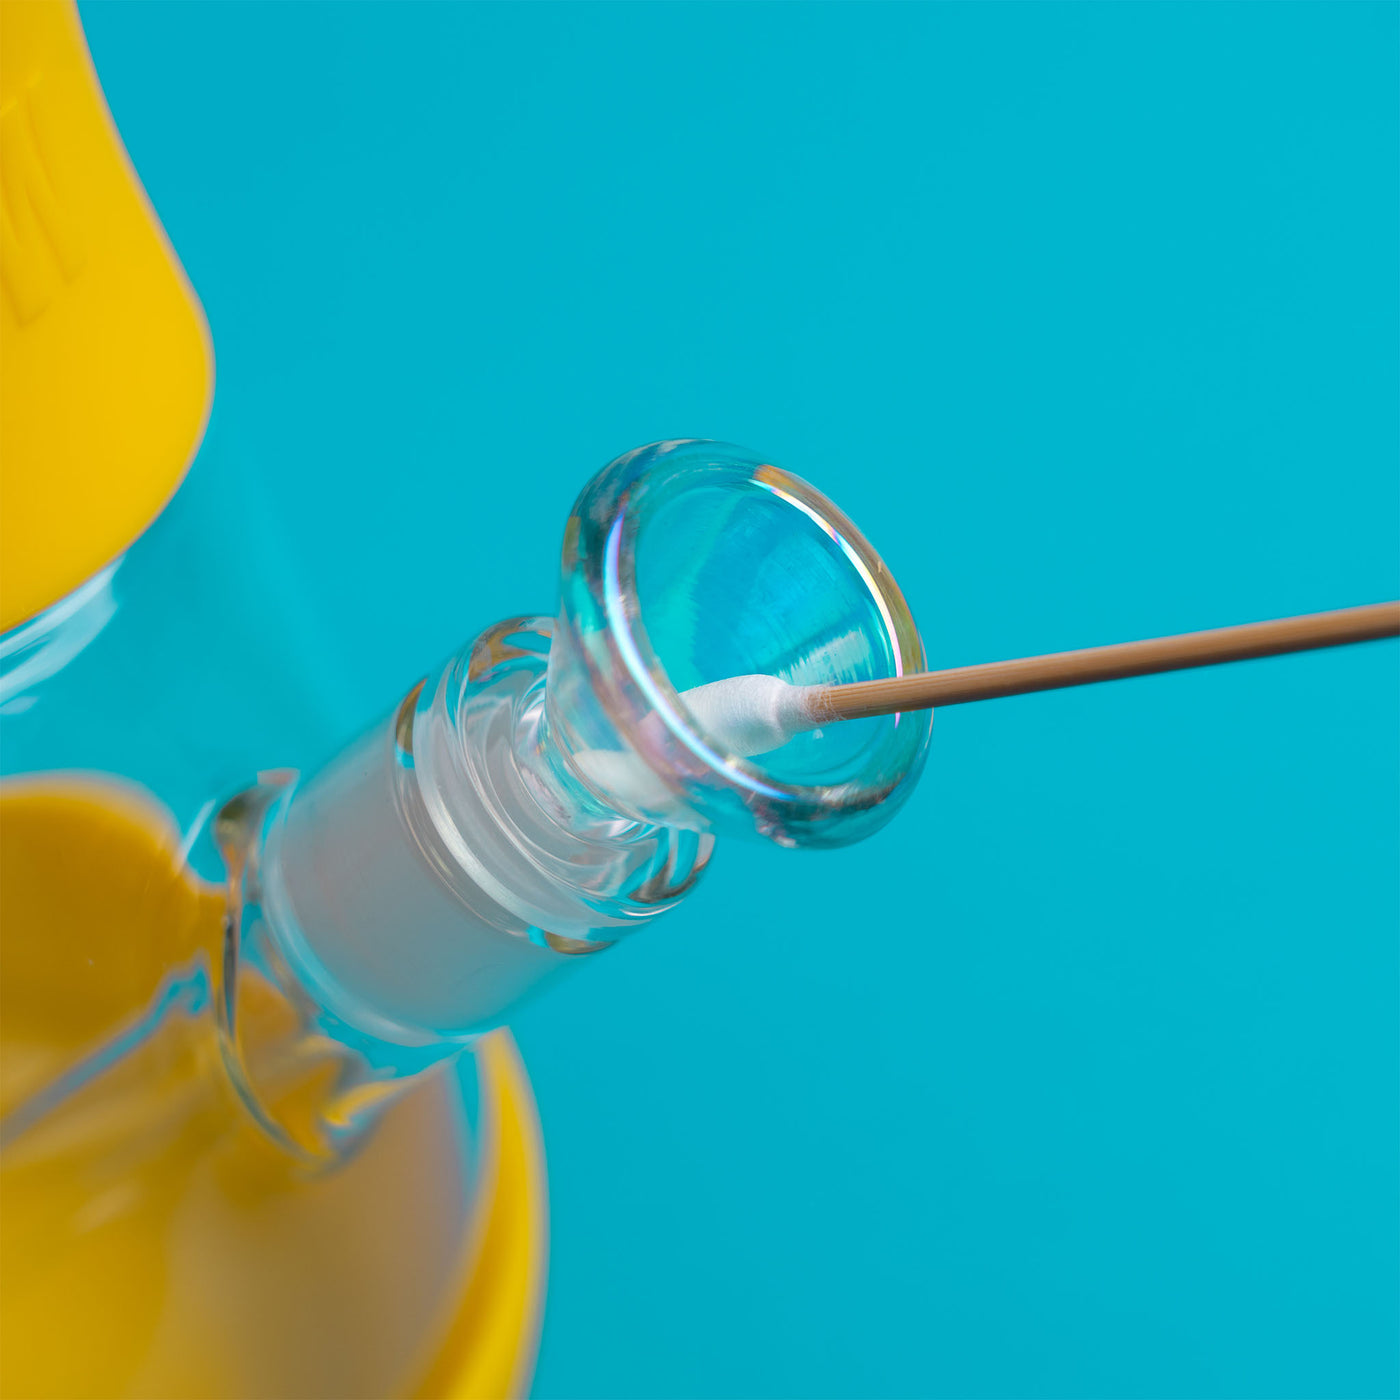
[{"x1": 80, "y1": 4, "x2": 1398, "y2": 1396}]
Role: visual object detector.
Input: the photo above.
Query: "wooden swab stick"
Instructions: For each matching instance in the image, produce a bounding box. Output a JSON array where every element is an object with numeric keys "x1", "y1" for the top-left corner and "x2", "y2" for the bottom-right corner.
[{"x1": 810, "y1": 600, "x2": 1400, "y2": 722}]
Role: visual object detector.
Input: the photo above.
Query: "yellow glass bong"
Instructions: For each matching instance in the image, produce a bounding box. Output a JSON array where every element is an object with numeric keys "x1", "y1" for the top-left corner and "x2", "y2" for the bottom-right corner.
[
  {"x1": 0, "y1": 7, "x2": 930, "y2": 1395},
  {"x1": 7, "y1": 8, "x2": 1393, "y2": 1398}
]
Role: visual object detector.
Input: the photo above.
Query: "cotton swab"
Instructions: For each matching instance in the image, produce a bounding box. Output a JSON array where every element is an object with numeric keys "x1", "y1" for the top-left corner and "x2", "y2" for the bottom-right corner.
[{"x1": 680, "y1": 600, "x2": 1400, "y2": 758}]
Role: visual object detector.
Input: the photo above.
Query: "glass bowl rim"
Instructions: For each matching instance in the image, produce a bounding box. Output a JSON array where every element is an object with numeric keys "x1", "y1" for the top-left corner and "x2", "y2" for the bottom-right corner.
[{"x1": 559, "y1": 439, "x2": 932, "y2": 841}]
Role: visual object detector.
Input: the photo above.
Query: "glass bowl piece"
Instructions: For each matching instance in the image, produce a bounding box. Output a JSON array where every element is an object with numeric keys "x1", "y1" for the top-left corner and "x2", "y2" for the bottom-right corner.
[{"x1": 548, "y1": 440, "x2": 931, "y2": 848}]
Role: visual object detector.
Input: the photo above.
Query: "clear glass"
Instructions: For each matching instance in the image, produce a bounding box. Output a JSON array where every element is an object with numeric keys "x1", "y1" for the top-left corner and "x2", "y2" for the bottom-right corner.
[
  {"x1": 264, "y1": 614, "x2": 711, "y2": 1041},
  {"x1": 265, "y1": 439, "x2": 933, "y2": 1054},
  {"x1": 548, "y1": 439, "x2": 932, "y2": 846}
]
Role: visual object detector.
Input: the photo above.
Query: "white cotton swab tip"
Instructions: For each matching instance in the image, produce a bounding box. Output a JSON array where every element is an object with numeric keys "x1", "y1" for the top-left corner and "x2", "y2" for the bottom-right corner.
[
  {"x1": 677, "y1": 674, "x2": 823, "y2": 758},
  {"x1": 569, "y1": 674, "x2": 822, "y2": 816}
]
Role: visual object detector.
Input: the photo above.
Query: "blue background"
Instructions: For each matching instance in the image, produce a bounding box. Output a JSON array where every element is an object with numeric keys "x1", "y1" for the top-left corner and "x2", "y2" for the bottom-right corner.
[{"x1": 81, "y1": 4, "x2": 1398, "y2": 1396}]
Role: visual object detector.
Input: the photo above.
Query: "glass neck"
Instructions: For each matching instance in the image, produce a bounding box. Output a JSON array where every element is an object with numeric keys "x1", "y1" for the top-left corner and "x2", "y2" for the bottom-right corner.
[{"x1": 218, "y1": 616, "x2": 712, "y2": 1161}]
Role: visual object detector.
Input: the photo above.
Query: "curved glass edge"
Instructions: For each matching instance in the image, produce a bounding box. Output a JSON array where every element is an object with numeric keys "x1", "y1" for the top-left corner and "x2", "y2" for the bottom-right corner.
[{"x1": 553, "y1": 439, "x2": 932, "y2": 848}]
